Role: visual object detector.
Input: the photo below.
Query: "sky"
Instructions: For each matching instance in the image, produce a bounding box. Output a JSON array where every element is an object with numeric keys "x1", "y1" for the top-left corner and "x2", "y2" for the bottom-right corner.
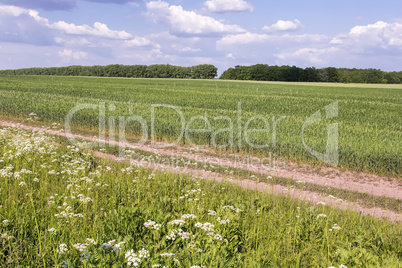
[{"x1": 0, "y1": 0, "x2": 402, "y2": 75}]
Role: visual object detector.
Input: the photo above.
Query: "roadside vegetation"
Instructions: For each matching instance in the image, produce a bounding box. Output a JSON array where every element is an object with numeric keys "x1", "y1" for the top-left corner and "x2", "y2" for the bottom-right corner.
[{"x1": 1, "y1": 127, "x2": 401, "y2": 267}]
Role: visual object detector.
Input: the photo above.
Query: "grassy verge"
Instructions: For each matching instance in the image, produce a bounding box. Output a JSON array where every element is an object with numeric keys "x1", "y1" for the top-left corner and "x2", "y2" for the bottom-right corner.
[
  {"x1": 1, "y1": 115, "x2": 400, "y2": 214},
  {"x1": 1, "y1": 126, "x2": 400, "y2": 267},
  {"x1": 90, "y1": 139, "x2": 402, "y2": 215}
]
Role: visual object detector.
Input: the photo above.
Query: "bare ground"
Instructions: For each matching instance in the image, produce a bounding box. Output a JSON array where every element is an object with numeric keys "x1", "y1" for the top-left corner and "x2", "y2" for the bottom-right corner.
[{"x1": 1, "y1": 119, "x2": 401, "y2": 221}]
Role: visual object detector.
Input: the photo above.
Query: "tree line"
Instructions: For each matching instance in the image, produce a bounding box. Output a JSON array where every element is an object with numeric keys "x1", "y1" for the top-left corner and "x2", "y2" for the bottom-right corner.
[
  {"x1": 2, "y1": 63, "x2": 401, "y2": 84},
  {"x1": 0, "y1": 64, "x2": 218, "y2": 79},
  {"x1": 219, "y1": 64, "x2": 402, "y2": 84}
]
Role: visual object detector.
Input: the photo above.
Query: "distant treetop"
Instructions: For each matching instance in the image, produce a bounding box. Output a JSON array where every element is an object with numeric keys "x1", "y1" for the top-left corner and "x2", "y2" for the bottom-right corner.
[
  {"x1": 0, "y1": 64, "x2": 218, "y2": 80},
  {"x1": 219, "y1": 65, "x2": 402, "y2": 84}
]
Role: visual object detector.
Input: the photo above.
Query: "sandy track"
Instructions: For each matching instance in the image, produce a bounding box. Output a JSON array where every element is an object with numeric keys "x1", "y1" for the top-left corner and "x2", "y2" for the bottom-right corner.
[
  {"x1": 0, "y1": 120, "x2": 401, "y2": 221},
  {"x1": 94, "y1": 151, "x2": 402, "y2": 222}
]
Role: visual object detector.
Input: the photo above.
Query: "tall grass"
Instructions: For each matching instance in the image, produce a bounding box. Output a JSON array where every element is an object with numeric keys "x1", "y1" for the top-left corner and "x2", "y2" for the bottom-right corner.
[{"x1": 0, "y1": 127, "x2": 401, "y2": 267}]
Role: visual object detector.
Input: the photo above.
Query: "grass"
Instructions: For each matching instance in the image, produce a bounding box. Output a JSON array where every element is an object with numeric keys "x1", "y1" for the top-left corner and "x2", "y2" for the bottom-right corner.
[
  {"x1": 0, "y1": 126, "x2": 401, "y2": 267},
  {"x1": 0, "y1": 75, "x2": 400, "y2": 177},
  {"x1": 76, "y1": 137, "x2": 401, "y2": 215}
]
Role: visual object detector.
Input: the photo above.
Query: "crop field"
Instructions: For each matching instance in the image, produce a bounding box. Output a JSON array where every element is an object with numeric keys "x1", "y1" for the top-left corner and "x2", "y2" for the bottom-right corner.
[
  {"x1": 0, "y1": 75, "x2": 400, "y2": 176},
  {"x1": 0, "y1": 75, "x2": 401, "y2": 268},
  {"x1": 0, "y1": 127, "x2": 401, "y2": 267}
]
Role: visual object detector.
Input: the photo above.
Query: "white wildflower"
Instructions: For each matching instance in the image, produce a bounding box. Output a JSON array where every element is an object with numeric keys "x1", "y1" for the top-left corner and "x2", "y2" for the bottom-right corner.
[
  {"x1": 206, "y1": 232, "x2": 224, "y2": 241},
  {"x1": 58, "y1": 244, "x2": 68, "y2": 255},
  {"x1": 112, "y1": 241, "x2": 126, "y2": 252},
  {"x1": 166, "y1": 231, "x2": 176, "y2": 241},
  {"x1": 208, "y1": 210, "x2": 217, "y2": 215},
  {"x1": 143, "y1": 220, "x2": 161, "y2": 230},
  {"x1": 138, "y1": 248, "x2": 150, "y2": 259},
  {"x1": 223, "y1": 205, "x2": 242, "y2": 213},
  {"x1": 181, "y1": 214, "x2": 197, "y2": 220},
  {"x1": 125, "y1": 250, "x2": 141, "y2": 267},
  {"x1": 73, "y1": 243, "x2": 88, "y2": 252},
  {"x1": 168, "y1": 219, "x2": 186, "y2": 226},
  {"x1": 195, "y1": 222, "x2": 214, "y2": 232},
  {"x1": 86, "y1": 238, "x2": 97, "y2": 245},
  {"x1": 217, "y1": 217, "x2": 230, "y2": 225}
]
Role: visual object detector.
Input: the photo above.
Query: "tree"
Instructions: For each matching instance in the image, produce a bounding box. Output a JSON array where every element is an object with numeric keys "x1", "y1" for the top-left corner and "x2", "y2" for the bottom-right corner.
[
  {"x1": 250, "y1": 64, "x2": 269, "y2": 81},
  {"x1": 192, "y1": 64, "x2": 217, "y2": 79},
  {"x1": 384, "y1": 72, "x2": 400, "y2": 84}
]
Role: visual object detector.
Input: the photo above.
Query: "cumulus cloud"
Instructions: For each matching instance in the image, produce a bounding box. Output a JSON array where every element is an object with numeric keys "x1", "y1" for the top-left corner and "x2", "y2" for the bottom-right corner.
[
  {"x1": 204, "y1": 0, "x2": 253, "y2": 13},
  {"x1": 50, "y1": 21, "x2": 132, "y2": 39},
  {"x1": 217, "y1": 32, "x2": 327, "y2": 47},
  {"x1": 348, "y1": 21, "x2": 402, "y2": 48},
  {"x1": 327, "y1": 21, "x2": 402, "y2": 58},
  {"x1": 58, "y1": 49, "x2": 87, "y2": 61},
  {"x1": 0, "y1": 4, "x2": 133, "y2": 41},
  {"x1": 275, "y1": 47, "x2": 339, "y2": 66},
  {"x1": 271, "y1": 21, "x2": 402, "y2": 68},
  {"x1": 145, "y1": 0, "x2": 244, "y2": 37},
  {"x1": 171, "y1": 44, "x2": 201, "y2": 53},
  {"x1": 262, "y1": 19, "x2": 302, "y2": 32},
  {"x1": 124, "y1": 36, "x2": 153, "y2": 48},
  {"x1": 216, "y1": 31, "x2": 330, "y2": 66},
  {"x1": 0, "y1": 5, "x2": 54, "y2": 45}
]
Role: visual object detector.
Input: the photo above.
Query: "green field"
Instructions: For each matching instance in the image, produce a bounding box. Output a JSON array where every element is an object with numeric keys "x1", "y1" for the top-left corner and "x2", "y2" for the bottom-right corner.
[
  {"x1": 1, "y1": 127, "x2": 401, "y2": 267},
  {"x1": 0, "y1": 75, "x2": 400, "y2": 176}
]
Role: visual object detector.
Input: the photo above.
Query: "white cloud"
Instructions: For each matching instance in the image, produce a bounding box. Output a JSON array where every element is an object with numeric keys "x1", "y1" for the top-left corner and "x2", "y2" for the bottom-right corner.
[
  {"x1": 0, "y1": 4, "x2": 27, "y2": 16},
  {"x1": 329, "y1": 37, "x2": 343, "y2": 45},
  {"x1": 58, "y1": 49, "x2": 87, "y2": 61},
  {"x1": 145, "y1": 0, "x2": 244, "y2": 37},
  {"x1": 55, "y1": 37, "x2": 93, "y2": 47},
  {"x1": 348, "y1": 21, "x2": 402, "y2": 48},
  {"x1": 0, "y1": 4, "x2": 132, "y2": 40},
  {"x1": 216, "y1": 31, "x2": 331, "y2": 67},
  {"x1": 263, "y1": 19, "x2": 302, "y2": 32},
  {"x1": 172, "y1": 44, "x2": 201, "y2": 53},
  {"x1": 273, "y1": 21, "x2": 402, "y2": 69},
  {"x1": 50, "y1": 21, "x2": 132, "y2": 39},
  {"x1": 0, "y1": 5, "x2": 54, "y2": 45},
  {"x1": 226, "y1": 53, "x2": 235, "y2": 59},
  {"x1": 328, "y1": 21, "x2": 402, "y2": 56},
  {"x1": 275, "y1": 47, "x2": 339, "y2": 66},
  {"x1": 217, "y1": 32, "x2": 327, "y2": 47},
  {"x1": 204, "y1": 0, "x2": 253, "y2": 13},
  {"x1": 124, "y1": 36, "x2": 153, "y2": 47}
]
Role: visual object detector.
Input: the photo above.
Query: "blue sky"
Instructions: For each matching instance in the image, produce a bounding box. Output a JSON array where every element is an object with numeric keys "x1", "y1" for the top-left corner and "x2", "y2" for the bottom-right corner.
[{"x1": 1, "y1": 0, "x2": 401, "y2": 74}]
